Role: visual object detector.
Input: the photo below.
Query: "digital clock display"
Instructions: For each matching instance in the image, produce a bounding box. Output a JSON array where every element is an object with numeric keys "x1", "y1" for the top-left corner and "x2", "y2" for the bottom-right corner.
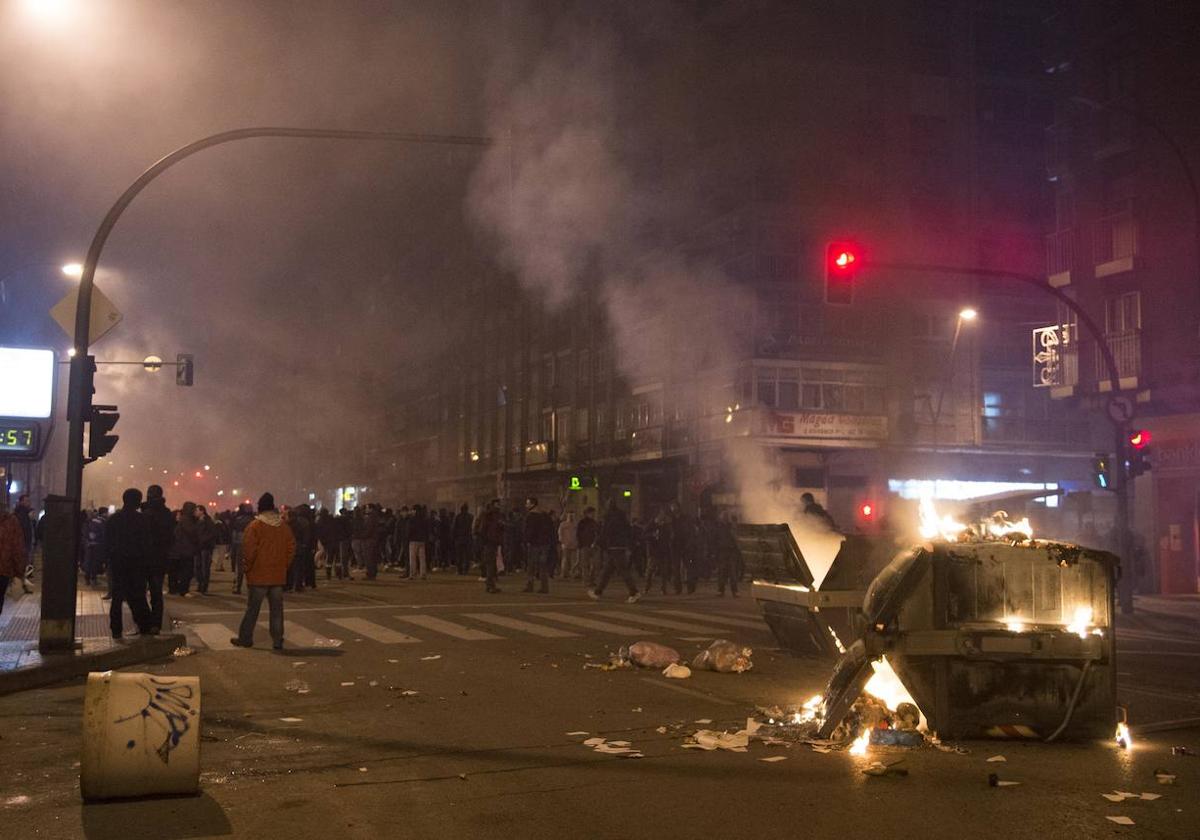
[{"x1": 0, "y1": 424, "x2": 37, "y2": 453}]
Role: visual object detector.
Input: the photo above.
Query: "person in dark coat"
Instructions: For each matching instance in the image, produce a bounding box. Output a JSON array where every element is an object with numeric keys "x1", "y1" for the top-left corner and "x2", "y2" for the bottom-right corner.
[
  {"x1": 714, "y1": 512, "x2": 741, "y2": 597},
  {"x1": 230, "y1": 503, "x2": 255, "y2": 593},
  {"x1": 169, "y1": 501, "x2": 202, "y2": 596},
  {"x1": 589, "y1": 501, "x2": 641, "y2": 603},
  {"x1": 104, "y1": 488, "x2": 156, "y2": 638},
  {"x1": 521, "y1": 497, "x2": 554, "y2": 594},
  {"x1": 475, "y1": 500, "x2": 504, "y2": 593},
  {"x1": 453, "y1": 504, "x2": 474, "y2": 575},
  {"x1": 141, "y1": 485, "x2": 175, "y2": 631}
]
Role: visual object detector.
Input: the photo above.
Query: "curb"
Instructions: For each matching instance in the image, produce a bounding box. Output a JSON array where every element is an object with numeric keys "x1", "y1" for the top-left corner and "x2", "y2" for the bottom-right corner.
[{"x1": 0, "y1": 633, "x2": 187, "y2": 696}]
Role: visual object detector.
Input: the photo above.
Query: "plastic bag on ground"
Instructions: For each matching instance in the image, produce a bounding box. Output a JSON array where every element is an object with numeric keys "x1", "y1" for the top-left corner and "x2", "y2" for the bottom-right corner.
[
  {"x1": 622, "y1": 641, "x2": 681, "y2": 669},
  {"x1": 691, "y1": 640, "x2": 753, "y2": 673},
  {"x1": 663, "y1": 663, "x2": 692, "y2": 679}
]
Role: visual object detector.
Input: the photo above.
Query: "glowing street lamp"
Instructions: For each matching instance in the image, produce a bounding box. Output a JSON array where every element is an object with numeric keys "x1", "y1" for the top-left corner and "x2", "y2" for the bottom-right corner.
[
  {"x1": 61, "y1": 262, "x2": 83, "y2": 278},
  {"x1": 958, "y1": 307, "x2": 978, "y2": 322},
  {"x1": 22, "y1": 0, "x2": 77, "y2": 26}
]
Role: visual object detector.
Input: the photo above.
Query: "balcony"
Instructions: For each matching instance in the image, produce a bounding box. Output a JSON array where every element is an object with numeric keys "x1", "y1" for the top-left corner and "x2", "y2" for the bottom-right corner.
[
  {"x1": 1095, "y1": 329, "x2": 1142, "y2": 391},
  {"x1": 1093, "y1": 209, "x2": 1137, "y2": 277},
  {"x1": 1045, "y1": 229, "x2": 1073, "y2": 287}
]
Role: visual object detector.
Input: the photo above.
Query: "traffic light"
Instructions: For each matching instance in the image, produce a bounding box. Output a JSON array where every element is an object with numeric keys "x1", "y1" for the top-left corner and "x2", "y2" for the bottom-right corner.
[
  {"x1": 1127, "y1": 429, "x2": 1151, "y2": 478},
  {"x1": 87, "y1": 404, "x2": 120, "y2": 462},
  {"x1": 857, "y1": 501, "x2": 877, "y2": 524},
  {"x1": 825, "y1": 240, "x2": 861, "y2": 305},
  {"x1": 1092, "y1": 453, "x2": 1112, "y2": 490},
  {"x1": 177, "y1": 353, "x2": 194, "y2": 387},
  {"x1": 68, "y1": 354, "x2": 98, "y2": 423}
]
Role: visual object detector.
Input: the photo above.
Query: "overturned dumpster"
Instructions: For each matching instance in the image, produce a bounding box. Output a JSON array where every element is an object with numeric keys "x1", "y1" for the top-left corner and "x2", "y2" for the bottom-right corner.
[
  {"x1": 819, "y1": 539, "x2": 1119, "y2": 741},
  {"x1": 741, "y1": 524, "x2": 894, "y2": 658}
]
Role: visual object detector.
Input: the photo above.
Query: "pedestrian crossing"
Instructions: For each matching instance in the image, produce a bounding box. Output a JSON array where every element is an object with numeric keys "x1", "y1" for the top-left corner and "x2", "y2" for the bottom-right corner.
[{"x1": 181, "y1": 605, "x2": 770, "y2": 652}]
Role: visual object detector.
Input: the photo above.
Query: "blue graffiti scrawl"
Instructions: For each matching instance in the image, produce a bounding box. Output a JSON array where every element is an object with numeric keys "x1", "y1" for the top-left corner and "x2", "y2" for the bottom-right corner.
[{"x1": 115, "y1": 677, "x2": 197, "y2": 764}]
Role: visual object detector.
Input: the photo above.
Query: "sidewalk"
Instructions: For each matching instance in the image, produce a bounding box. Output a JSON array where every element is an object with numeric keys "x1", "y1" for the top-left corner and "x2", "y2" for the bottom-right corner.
[
  {"x1": 1118, "y1": 593, "x2": 1200, "y2": 637},
  {"x1": 0, "y1": 582, "x2": 185, "y2": 696}
]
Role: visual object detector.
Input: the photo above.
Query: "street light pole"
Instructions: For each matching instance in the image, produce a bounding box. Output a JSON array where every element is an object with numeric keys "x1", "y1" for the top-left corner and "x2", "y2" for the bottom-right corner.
[
  {"x1": 43, "y1": 127, "x2": 492, "y2": 652},
  {"x1": 931, "y1": 307, "x2": 978, "y2": 449}
]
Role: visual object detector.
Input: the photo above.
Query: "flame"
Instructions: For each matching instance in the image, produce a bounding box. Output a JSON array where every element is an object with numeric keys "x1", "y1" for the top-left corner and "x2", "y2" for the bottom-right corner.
[
  {"x1": 984, "y1": 515, "x2": 1034, "y2": 540},
  {"x1": 849, "y1": 729, "x2": 870, "y2": 755},
  {"x1": 1066, "y1": 606, "x2": 1096, "y2": 639},
  {"x1": 1003, "y1": 618, "x2": 1027, "y2": 633},
  {"x1": 863, "y1": 656, "x2": 918, "y2": 714},
  {"x1": 792, "y1": 694, "x2": 824, "y2": 724},
  {"x1": 829, "y1": 627, "x2": 847, "y2": 653},
  {"x1": 918, "y1": 496, "x2": 967, "y2": 541},
  {"x1": 1115, "y1": 722, "x2": 1133, "y2": 749}
]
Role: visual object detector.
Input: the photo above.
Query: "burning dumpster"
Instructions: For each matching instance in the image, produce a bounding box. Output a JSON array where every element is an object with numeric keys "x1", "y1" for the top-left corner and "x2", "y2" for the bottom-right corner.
[
  {"x1": 740, "y1": 524, "x2": 895, "y2": 658},
  {"x1": 818, "y1": 538, "x2": 1119, "y2": 742}
]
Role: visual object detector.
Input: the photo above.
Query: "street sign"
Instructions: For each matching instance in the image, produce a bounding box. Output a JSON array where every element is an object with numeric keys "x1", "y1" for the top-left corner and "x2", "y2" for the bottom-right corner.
[
  {"x1": 1031, "y1": 324, "x2": 1073, "y2": 388},
  {"x1": 50, "y1": 284, "x2": 123, "y2": 347}
]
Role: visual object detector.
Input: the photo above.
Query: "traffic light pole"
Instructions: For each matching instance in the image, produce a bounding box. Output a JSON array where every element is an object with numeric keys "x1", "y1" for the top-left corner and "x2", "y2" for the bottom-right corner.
[
  {"x1": 45, "y1": 127, "x2": 492, "y2": 653},
  {"x1": 874, "y1": 260, "x2": 1136, "y2": 614}
]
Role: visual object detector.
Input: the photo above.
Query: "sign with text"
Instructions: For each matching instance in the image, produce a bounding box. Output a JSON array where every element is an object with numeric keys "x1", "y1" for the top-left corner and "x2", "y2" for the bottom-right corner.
[
  {"x1": 1032, "y1": 324, "x2": 1074, "y2": 388},
  {"x1": 764, "y1": 411, "x2": 887, "y2": 440}
]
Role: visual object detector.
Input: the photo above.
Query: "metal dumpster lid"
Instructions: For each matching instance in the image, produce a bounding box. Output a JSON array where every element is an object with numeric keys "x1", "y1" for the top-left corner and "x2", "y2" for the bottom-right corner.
[{"x1": 734, "y1": 523, "x2": 815, "y2": 588}]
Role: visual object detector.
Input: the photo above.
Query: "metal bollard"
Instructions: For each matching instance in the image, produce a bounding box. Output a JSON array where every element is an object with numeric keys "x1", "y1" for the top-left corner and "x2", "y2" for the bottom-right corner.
[{"x1": 80, "y1": 671, "x2": 201, "y2": 800}]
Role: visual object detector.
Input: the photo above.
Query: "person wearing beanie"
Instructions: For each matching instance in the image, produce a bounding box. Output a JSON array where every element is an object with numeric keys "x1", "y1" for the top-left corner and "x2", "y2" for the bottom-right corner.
[{"x1": 231, "y1": 492, "x2": 295, "y2": 650}]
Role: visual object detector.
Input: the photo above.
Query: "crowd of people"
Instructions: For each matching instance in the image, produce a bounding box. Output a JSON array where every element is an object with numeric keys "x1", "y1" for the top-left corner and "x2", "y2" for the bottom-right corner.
[{"x1": 1, "y1": 483, "x2": 768, "y2": 644}]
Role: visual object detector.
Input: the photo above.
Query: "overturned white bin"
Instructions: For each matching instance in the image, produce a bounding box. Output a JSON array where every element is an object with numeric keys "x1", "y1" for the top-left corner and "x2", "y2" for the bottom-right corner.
[{"x1": 81, "y1": 671, "x2": 201, "y2": 800}]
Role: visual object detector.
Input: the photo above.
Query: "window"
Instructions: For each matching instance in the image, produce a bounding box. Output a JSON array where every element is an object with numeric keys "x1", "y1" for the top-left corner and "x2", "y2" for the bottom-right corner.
[
  {"x1": 982, "y1": 390, "x2": 1019, "y2": 441},
  {"x1": 756, "y1": 367, "x2": 778, "y2": 407},
  {"x1": 1106, "y1": 292, "x2": 1140, "y2": 334},
  {"x1": 778, "y1": 368, "x2": 800, "y2": 410},
  {"x1": 756, "y1": 364, "x2": 884, "y2": 414}
]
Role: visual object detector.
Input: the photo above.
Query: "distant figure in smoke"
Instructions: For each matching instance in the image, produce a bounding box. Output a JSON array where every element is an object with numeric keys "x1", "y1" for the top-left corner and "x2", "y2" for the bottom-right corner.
[
  {"x1": 453, "y1": 504, "x2": 474, "y2": 575},
  {"x1": 801, "y1": 492, "x2": 837, "y2": 532},
  {"x1": 408, "y1": 505, "x2": 430, "y2": 579},
  {"x1": 476, "y1": 499, "x2": 504, "y2": 593},
  {"x1": 229, "y1": 503, "x2": 255, "y2": 594},
  {"x1": 168, "y1": 501, "x2": 202, "y2": 596},
  {"x1": 231, "y1": 493, "x2": 295, "y2": 651},
  {"x1": 714, "y1": 512, "x2": 740, "y2": 597},
  {"x1": 588, "y1": 501, "x2": 641, "y2": 604},
  {"x1": 521, "y1": 497, "x2": 554, "y2": 594}
]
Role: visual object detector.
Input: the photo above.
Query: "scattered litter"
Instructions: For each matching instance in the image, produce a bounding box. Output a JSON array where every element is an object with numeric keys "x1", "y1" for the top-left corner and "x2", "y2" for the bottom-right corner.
[
  {"x1": 691, "y1": 640, "x2": 753, "y2": 673},
  {"x1": 811, "y1": 746, "x2": 833, "y2": 754},
  {"x1": 694, "y1": 719, "x2": 713, "y2": 724},
  {"x1": 358, "y1": 767, "x2": 368, "y2": 773},
  {"x1": 458, "y1": 773, "x2": 467, "y2": 780},
  {"x1": 566, "y1": 731, "x2": 589, "y2": 736},
  {"x1": 623, "y1": 641, "x2": 681, "y2": 669},
  {"x1": 3, "y1": 796, "x2": 31, "y2": 807},
  {"x1": 663, "y1": 663, "x2": 692, "y2": 680},
  {"x1": 760, "y1": 756, "x2": 788, "y2": 763},
  {"x1": 986, "y1": 755, "x2": 1007, "y2": 763},
  {"x1": 400, "y1": 690, "x2": 419, "y2": 697},
  {"x1": 632, "y1": 707, "x2": 643, "y2": 713},
  {"x1": 593, "y1": 744, "x2": 643, "y2": 757},
  {"x1": 609, "y1": 740, "x2": 631, "y2": 747},
  {"x1": 172, "y1": 646, "x2": 196, "y2": 658},
  {"x1": 584, "y1": 659, "x2": 631, "y2": 671},
  {"x1": 1103, "y1": 794, "x2": 1127, "y2": 803},
  {"x1": 863, "y1": 760, "x2": 908, "y2": 778},
  {"x1": 340, "y1": 681, "x2": 355, "y2": 687},
  {"x1": 583, "y1": 737, "x2": 606, "y2": 746},
  {"x1": 869, "y1": 729, "x2": 924, "y2": 747},
  {"x1": 279, "y1": 717, "x2": 303, "y2": 723},
  {"x1": 685, "y1": 729, "x2": 750, "y2": 752},
  {"x1": 387, "y1": 659, "x2": 399, "y2": 664},
  {"x1": 1154, "y1": 770, "x2": 1177, "y2": 785},
  {"x1": 655, "y1": 726, "x2": 668, "y2": 734},
  {"x1": 283, "y1": 679, "x2": 310, "y2": 694},
  {"x1": 1139, "y1": 793, "x2": 1162, "y2": 801},
  {"x1": 988, "y1": 774, "x2": 1020, "y2": 787},
  {"x1": 421, "y1": 655, "x2": 442, "y2": 661},
  {"x1": 1106, "y1": 817, "x2": 1135, "y2": 826},
  {"x1": 312, "y1": 637, "x2": 343, "y2": 648},
  {"x1": 292, "y1": 661, "x2": 307, "y2": 668},
  {"x1": 368, "y1": 681, "x2": 379, "y2": 687}
]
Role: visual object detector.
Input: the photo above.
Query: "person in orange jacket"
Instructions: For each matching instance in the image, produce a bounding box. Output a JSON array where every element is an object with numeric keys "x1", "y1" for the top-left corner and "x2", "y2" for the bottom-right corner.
[{"x1": 231, "y1": 493, "x2": 295, "y2": 650}]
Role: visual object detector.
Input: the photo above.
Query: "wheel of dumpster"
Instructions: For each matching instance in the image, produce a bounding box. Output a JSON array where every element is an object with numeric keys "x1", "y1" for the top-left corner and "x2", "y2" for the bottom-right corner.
[{"x1": 81, "y1": 671, "x2": 202, "y2": 800}]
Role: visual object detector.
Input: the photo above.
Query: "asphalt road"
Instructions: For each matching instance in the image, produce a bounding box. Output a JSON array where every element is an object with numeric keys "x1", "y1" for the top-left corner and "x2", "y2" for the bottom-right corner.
[{"x1": 2, "y1": 568, "x2": 1199, "y2": 840}]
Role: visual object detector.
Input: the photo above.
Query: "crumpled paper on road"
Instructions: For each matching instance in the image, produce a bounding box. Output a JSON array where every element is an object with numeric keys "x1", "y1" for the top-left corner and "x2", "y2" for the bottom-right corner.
[
  {"x1": 663, "y1": 663, "x2": 692, "y2": 679},
  {"x1": 683, "y1": 729, "x2": 750, "y2": 752}
]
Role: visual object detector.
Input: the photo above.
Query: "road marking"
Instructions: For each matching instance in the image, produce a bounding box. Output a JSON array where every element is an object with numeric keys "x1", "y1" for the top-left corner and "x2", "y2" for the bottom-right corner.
[
  {"x1": 1118, "y1": 629, "x2": 1200, "y2": 647},
  {"x1": 1118, "y1": 648, "x2": 1200, "y2": 658},
  {"x1": 182, "y1": 600, "x2": 597, "y2": 617},
  {"x1": 638, "y1": 677, "x2": 737, "y2": 706},
  {"x1": 192, "y1": 623, "x2": 238, "y2": 651},
  {"x1": 393, "y1": 615, "x2": 502, "y2": 640},
  {"x1": 462, "y1": 613, "x2": 579, "y2": 638},
  {"x1": 263, "y1": 620, "x2": 322, "y2": 647},
  {"x1": 653, "y1": 609, "x2": 768, "y2": 631},
  {"x1": 591, "y1": 611, "x2": 726, "y2": 635},
  {"x1": 1119, "y1": 685, "x2": 1200, "y2": 702},
  {"x1": 532, "y1": 612, "x2": 655, "y2": 636},
  {"x1": 327, "y1": 617, "x2": 421, "y2": 644}
]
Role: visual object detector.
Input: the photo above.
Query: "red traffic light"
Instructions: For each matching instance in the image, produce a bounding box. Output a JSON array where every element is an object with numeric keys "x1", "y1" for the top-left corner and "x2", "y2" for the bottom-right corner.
[
  {"x1": 825, "y1": 240, "x2": 861, "y2": 305},
  {"x1": 1128, "y1": 429, "x2": 1151, "y2": 450},
  {"x1": 826, "y1": 241, "x2": 861, "y2": 274},
  {"x1": 859, "y1": 502, "x2": 875, "y2": 519}
]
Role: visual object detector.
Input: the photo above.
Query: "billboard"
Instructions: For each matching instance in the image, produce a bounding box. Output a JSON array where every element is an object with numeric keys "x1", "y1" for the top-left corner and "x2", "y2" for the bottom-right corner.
[{"x1": 0, "y1": 346, "x2": 57, "y2": 461}]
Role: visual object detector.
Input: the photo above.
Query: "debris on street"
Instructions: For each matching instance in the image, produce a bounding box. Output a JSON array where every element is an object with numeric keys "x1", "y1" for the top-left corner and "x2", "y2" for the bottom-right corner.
[
  {"x1": 566, "y1": 731, "x2": 589, "y2": 736},
  {"x1": 1106, "y1": 816, "x2": 1135, "y2": 826},
  {"x1": 421, "y1": 654, "x2": 442, "y2": 661},
  {"x1": 663, "y1": 663, "x2": 691, "y2": 679},
  {"x1": 312, "y1": 637, "x2": 343, "y2": 648},
  {"x1": 986, "y1": 755, "x2": 1007, "y2": 762},
  {"x1": 172, "y1": 646, "x2": 196, "y2": 657},
  {"x1": 623, "y1": 641, "x2": 680, "y2": 669},
  {"x1": 683, "y1": 728, "x2": 750, "y2": 752},
  {"x1": 691, "y1": 640, "x2": 753, "y2": 673},
  {"x1": 284, "y1": 679, "x2": 310, "y2": 694},
  {"x1": 988, "y1": 773, "x2": 1020, "y2": 787},
  {"x1": 279, "y1": 717, "x2": 303, "y2": 723},
  {"x1": 862, "y1": 759, "x2": 908, "y2": 778},
  {"x1": 582, "y1": 736, "x2": 642, "y2": 758},
  {"x1": 1155, "y1": 770, "x2": 1177, "y2": 785},
  {"x1": 759, "y1": 755, "x2": 787, "y2": 763}
]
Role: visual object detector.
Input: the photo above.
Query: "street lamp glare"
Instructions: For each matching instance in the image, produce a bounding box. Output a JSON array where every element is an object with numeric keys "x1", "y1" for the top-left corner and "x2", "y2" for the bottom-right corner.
[
  {"x1": 62, "y1": 263, "x2": 83, "y2": 278},
  {"x1": 959, "y1": 307, "x2": 978, "y2": 322},
  {"x1": 22, "y1": 0, "x2": 76, "y2": 25}
]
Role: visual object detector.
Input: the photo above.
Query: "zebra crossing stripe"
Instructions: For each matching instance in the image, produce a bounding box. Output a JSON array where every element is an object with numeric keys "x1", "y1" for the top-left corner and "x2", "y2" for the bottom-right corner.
[
  {"x1": 532, "y1": 611, "x2": 655, "y2": 636},
  {"x1": 260, "y1": 620, "x2": 322, "y2": 647},
  {"x1": 654, "y1": 609, "x2": 768, "y2": 631},
  {"x1": 192, "y1": 623, "x2": 238, "y2": 651},
  {"x1": 591, "y1": 611, "x2": 725, "y2": 635},
  {"x1": 327, "y1": 617, "x2": 421, "y2": 644},
  {"x1": 393, "y1": 614, "x2": 502, "y2": 641},
  {"x1": 462, "y1": 613, "x2": 580, "y2": 638}
]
